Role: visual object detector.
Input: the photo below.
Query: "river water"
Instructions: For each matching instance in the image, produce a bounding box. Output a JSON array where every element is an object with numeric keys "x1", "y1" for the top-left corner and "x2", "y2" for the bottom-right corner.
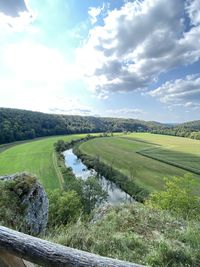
[{"x1": 63, "y1": 149, "x2": 133, "y2": 204}]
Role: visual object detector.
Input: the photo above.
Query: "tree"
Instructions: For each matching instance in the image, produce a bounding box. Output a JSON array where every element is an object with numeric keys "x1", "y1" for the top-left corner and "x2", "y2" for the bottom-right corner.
[
  {"x1": 48, "y1": 189, "x2": 82, "y2": 227},
  {"x1": 146, "y1": 174, "x2": 200, "y2": 219},
  {"x1": 82, "y1": 177, "x2": 108, "y2": 214},
  {"x1": 54, "y1": 140, "x2": 66, "y2": 152}
]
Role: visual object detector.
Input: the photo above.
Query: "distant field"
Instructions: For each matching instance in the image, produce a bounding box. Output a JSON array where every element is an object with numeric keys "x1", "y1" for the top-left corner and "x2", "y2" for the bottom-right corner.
[
  {"x1": 122, "y1": 133, "x2": 200, "y2": 173},
  {"x1": 0, "y1": 134, "x2": 85, "y2": 189},
  {"x1": 79, "y1": 134, "x2": 200, "y2": 192}
]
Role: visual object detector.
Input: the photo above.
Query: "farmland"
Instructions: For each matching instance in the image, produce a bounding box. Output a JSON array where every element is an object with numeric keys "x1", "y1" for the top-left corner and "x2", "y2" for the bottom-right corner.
[
  {"x1": 0, "y1": 134, "x2": 85, "y2": 189},
  {"x1": 79, "y1": 133, "x2": 200, "y2": 192},
  {"x1": 0, "y1": 132, "x2": 199, "y2": 192}
]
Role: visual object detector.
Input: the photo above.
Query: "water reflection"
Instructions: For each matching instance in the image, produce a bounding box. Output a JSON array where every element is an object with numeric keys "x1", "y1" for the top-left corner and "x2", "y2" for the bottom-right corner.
[{"x1": 63, "y1": 149, "x2": 133, "y2": 204}]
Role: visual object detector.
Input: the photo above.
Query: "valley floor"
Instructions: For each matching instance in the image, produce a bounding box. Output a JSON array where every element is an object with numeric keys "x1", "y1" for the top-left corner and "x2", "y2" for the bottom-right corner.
[{"x1": 79, "y1": 133, "x2": 200, "y2": 192}]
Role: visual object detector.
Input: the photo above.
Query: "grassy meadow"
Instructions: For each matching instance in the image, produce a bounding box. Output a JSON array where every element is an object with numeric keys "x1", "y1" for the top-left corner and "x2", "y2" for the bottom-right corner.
[
  {"x1": 122, "y1": 133, "x2": 200, "y2": 173},
  {"x1": 79, "y1": 133, "x2": 200, "y2": 192},
  {"x1": 0, "y1": 132, "x2": 199, "y2": 192},
  {"x1": 0, "y1": 134, "x2": 86, "y2": 189}
]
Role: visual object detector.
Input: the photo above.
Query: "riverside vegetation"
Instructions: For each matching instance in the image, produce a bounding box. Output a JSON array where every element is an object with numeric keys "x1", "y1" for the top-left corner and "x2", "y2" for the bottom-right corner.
[
  {"x1": 50, "y1": 135, "x2": 200, "y2": 266},
  {"x1": 0, "y1": 132, "x2": 200, "y2": 266}
]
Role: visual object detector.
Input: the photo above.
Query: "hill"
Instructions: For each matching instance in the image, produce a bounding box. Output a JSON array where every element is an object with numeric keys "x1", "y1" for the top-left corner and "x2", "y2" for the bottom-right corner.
[
  {"x1": 1, "y1": 107, "x2": 199, "y2": 144},
  {"x1": 0, "y1": 107, "x2": 161, "y2": 144},
  {"x1": 151, "y1": 120, "x2": 200, "y2": 139},
  {"x1": 181, "y1": 120, "x2": 200, "y2": 131}
]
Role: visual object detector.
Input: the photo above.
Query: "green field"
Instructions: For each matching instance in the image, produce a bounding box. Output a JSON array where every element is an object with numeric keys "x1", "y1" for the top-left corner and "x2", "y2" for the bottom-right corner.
[
  {"x1": 0, "y1": 134, "x2": 85, "y2": 189},
  {"x1": 79, "y1": 134, "x2": 200, "y2": 192},
  {"x1": 1, "y1": 132, "x2": 200, "y2": 192}
]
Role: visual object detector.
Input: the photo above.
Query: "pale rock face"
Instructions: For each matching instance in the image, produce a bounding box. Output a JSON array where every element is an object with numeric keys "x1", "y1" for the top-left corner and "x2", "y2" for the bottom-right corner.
[{"x1": 0, "y1": 173, "x2": 49, "y2": 235}]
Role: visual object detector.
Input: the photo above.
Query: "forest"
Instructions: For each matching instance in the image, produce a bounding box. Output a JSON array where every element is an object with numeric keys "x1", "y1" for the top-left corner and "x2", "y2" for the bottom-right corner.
[
  {"x1": 0, "y1": 107, "x2": 159, "y2": 144},
  {"x1": 151, "y1": 121, "x2": 200, "y2": 140},
  {"x1": 1, "y1": 107, "x2": 200, "y2": 144}
]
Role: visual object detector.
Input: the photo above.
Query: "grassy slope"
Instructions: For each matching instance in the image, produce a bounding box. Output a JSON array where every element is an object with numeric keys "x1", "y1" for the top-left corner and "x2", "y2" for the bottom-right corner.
[
  {"x1": 0, "y1": 134, "x2": 85, "y2": 189},
  {"x1": 79, "y1": 135, "x2": 200, "y2": 192},
  {"x1": 122, "y1": 133, "x2": 200, "y2": 172},
  {"x1": 49, "y1": 203, "x2": 200, "y2": 267}
]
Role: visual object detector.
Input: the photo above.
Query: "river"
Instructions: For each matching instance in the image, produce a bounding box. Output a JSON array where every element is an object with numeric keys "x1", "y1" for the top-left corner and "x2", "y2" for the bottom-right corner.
[{"x1": 63, "y1": 149, "x2": 133, "y2": 205}]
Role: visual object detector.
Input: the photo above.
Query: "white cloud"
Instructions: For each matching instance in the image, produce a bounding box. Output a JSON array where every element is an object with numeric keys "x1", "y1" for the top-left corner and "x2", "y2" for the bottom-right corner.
[
  {"x1": 88, "y1": 5, "x2": 104, "y2": 24},
  {"x1": 149, "y1": 74, "x2": 200, "y2": 109},
  {"x1": 186, "y1": 0, "x2": 200, "y2": 26},
  {"x1": 104, "y1": 108, "x2": 145, "y2": 118},
  {"x1": 0, "y1": 11, "x2": 33, "y2": 31},
  {"x1": 2, "y1": 42, "x2": 79, "y2": 83},
  {"x1": 0, "y1": 41, "x2": 82, "y2": 112},
  {"x1": 48, "y1": 97, "x2": 93, "y2": 116},
  {"x1": 0, "y1": 0, "x2": 36, "y2": 32},
  {"x1": 77, "y1": 0, "x2": 200, "y2": 98}
]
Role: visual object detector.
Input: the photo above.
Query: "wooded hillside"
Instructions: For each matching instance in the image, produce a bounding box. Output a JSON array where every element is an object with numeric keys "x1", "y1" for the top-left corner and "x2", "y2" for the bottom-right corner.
[{"x1": 0, "y1": 108, "x2": 160, "y2": 144}]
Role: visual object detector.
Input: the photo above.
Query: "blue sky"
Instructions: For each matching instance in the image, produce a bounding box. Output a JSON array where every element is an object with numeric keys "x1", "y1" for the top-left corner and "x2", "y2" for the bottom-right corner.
[{"x1": 0, "y1": 0, "x2": 200, "y2": 122}]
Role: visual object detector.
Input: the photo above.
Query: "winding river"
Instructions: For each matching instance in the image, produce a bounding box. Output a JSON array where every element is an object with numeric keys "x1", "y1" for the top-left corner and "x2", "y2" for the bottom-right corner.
[{"x1": 63, "y1": 149, "x2": 133, "y2": 205}]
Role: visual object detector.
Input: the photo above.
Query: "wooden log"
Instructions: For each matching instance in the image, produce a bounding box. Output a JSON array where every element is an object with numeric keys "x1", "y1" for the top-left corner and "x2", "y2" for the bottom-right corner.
[{"x1": 0, "y1": 226, "x2": 146, "y2": 267}]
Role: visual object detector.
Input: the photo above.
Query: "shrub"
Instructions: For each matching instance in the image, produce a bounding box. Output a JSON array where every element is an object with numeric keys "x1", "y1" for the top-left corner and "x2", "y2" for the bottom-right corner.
[
  {"x1": 0, "y1": 173, "x2": 37, "y2": 229},
  {"x1": 48, "y1": 189, "x2": 82, "y2": 228},
  {"x1": 146, "y1": 174, "x2": 200, "y2": 219},
  {"x1": 81, "y1": 176, "x2": 108, "y2": 213}
]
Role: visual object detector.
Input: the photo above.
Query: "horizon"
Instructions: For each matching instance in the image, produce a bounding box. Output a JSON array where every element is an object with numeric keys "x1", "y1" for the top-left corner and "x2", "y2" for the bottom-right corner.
[{"x1": 0, "y1": 0, "x2": 200, "y2": 123}]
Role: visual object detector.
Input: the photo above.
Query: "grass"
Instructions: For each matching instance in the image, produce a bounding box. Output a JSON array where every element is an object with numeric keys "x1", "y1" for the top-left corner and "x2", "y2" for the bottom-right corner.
[
  {"x1": 79, "y1": 134, "x2": 200, "y2": 192},
  {"x1": 0, "y1": 134, "x2": 86, "y2": 189},
  {"x1": 48, "y1": 203, "x2": 200, "y2": 267},
  {"x1": 122, "y1": 133, "x2": 200, "y2": 174}
]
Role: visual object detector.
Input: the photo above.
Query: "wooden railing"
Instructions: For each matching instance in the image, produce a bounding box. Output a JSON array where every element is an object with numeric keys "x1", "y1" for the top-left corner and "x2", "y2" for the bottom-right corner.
[{"x1": 0, "y1": 226, "x2": 146, "y2": 267}]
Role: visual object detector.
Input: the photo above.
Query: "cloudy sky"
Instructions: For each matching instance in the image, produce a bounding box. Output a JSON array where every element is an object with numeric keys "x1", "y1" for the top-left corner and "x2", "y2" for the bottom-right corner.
[{"x1": 0, "y1": 0, "x2": 200, "y2": 122}]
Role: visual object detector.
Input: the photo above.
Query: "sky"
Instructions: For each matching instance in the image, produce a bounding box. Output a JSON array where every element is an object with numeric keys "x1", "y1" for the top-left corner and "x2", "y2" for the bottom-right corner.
[{"x1": 0, "y1": 0, "x2": 200, "y2": 123}]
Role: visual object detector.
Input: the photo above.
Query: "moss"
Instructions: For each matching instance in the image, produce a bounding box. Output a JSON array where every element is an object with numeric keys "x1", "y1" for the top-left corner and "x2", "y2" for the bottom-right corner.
[{"x1": 0, "y1": 173, "x2": 37, "y2": 230}]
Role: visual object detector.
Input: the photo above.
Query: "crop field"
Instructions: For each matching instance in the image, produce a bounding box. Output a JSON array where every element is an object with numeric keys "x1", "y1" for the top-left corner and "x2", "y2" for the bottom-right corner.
[
  {"x1": 79, "y1": 134, "x2": 200, "y2": 192},
  {"x1": 1, "y1": 132, "x2": 199, "y2": 192},
  {"x1": 0, "y1": 134, "x2": 85, "y2": 189}
]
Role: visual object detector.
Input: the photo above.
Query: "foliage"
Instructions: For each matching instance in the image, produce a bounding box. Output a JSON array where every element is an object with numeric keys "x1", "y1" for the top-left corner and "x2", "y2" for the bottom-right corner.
[
  {"x1": 47, "y1": 177, "x2": 107, "y2": 228},
  {"x1": 146, "y1": 174, "x2": 200, "y2": 219},
  {"x1": 81, "y1": 176, "x2": 108, "y2": 213},
  {"x1": 54, "y1": 140, "x2": 67, "y2": 153},
  {"x1": 74, "y1": 145, "x2": 148, "y2": 202},
  {"x1": 151, "y1": 120, "x2": 200, "y2": 140},
  {"x1": 0, "y1": 173, "x2": 37, "y2": 230},
  {"x1": 63, "y1": 176, "x2": 108, "y2": 215},
  {"x1": 48, "y1": 189, "x2": 82, "y2": 228},
  {"x1": 1, "y1": 107, "x2": 200, "y2": 145},
  {"x1": 0, "y1": 107, "x2": 160, "y2": 144},
  {"x1": 54, "y1": 137, "x2": 108, "y2": 215},
  {"x1": 48, "y1": 203, "x2": 200, "y2": 267}
]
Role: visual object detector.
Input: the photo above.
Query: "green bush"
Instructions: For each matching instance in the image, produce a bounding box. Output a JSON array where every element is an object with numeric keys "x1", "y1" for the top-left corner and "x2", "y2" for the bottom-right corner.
[
  {"x1": 0, "y1": 173, "x2": 37, "y2": 229},
  {"x1": 146, "y1": 174, "x2": 200, "y2": 219},
  {"x1": 81, "y1": 176, "x2": 108, "y2": 213},
  {"x1": 48, "y1": 189, "x2": 82, "y2": 228}
]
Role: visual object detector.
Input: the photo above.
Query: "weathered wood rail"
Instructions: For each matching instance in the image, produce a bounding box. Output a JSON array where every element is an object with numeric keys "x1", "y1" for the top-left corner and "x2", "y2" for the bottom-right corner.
[{"x1": 0, "y1": 226, "x2": 146, "y2": 267}]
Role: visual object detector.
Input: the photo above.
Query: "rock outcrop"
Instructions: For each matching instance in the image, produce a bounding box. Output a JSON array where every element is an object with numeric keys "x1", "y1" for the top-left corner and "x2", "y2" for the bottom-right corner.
[{"x1": 0, "y1": 173, "x2": 48, "y2": 235}]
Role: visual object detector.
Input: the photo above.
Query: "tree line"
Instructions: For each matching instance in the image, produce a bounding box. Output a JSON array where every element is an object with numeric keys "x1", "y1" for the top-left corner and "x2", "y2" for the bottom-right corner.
[
  {"x1": 0, "y1": 108, "x2": 159, "y2": 144},
  {"x1": 1, "y1": 107, "x2": 200, "y2": 144},
  {"x1": 151, "y1": 122, "x2": 200, "y2": 140}
]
